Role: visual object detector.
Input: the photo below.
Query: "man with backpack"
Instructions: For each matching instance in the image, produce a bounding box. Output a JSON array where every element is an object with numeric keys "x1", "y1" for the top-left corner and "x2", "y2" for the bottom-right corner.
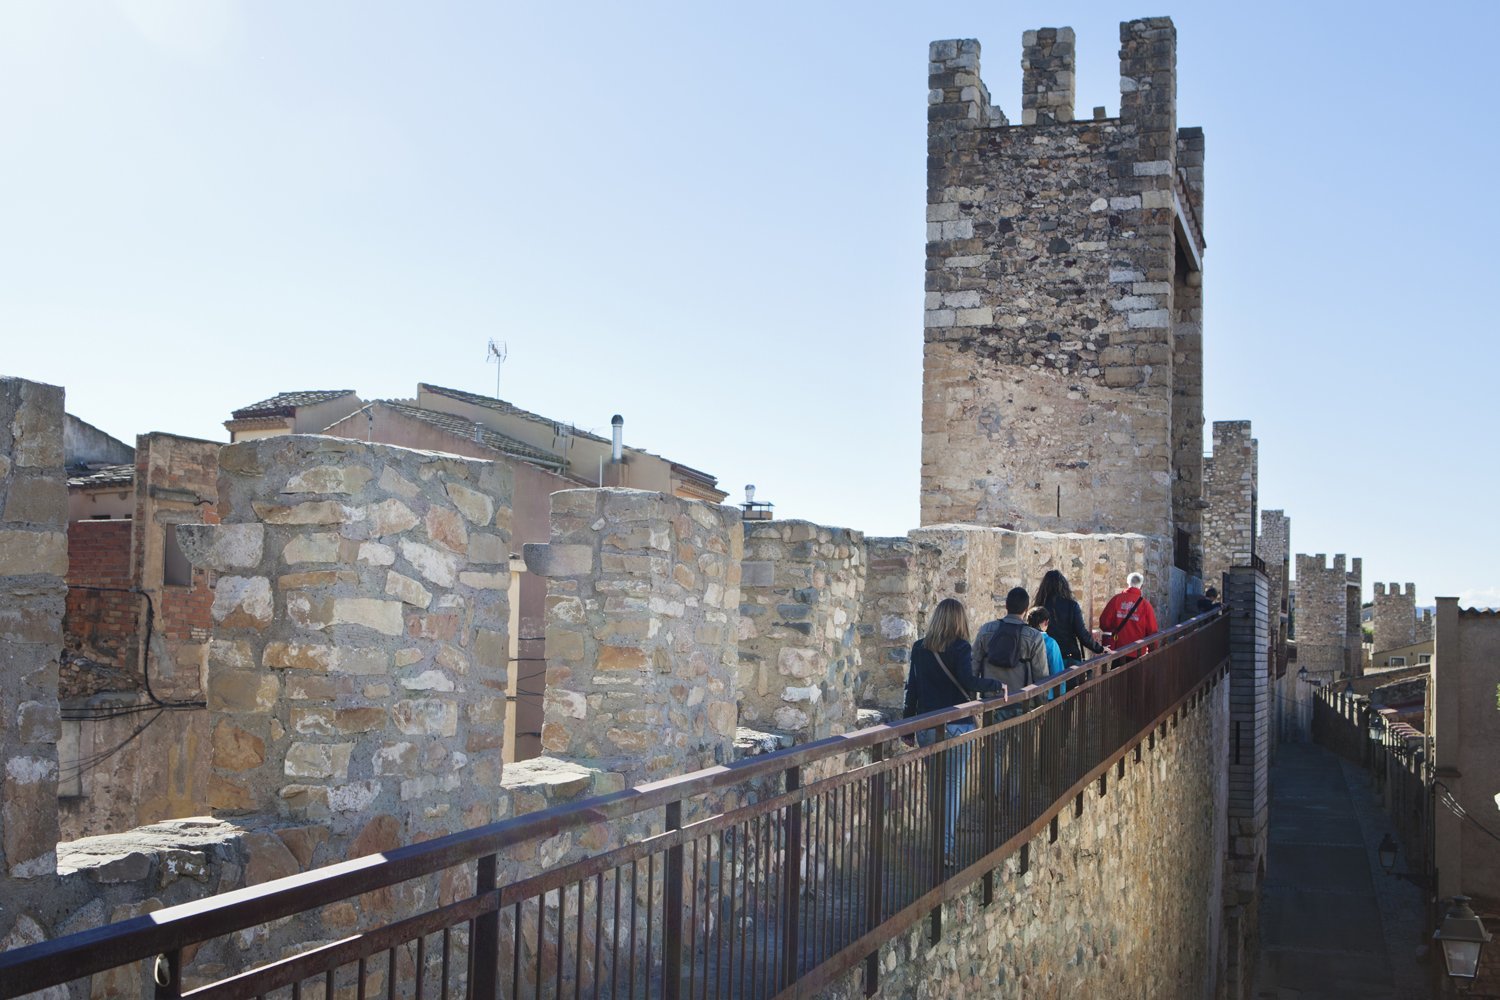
[
  {"x1": 974, "y1": 587, "x2": 1050, "y2": 719},
  {"x1": 1099, "y1": 572, "x2": 1159, "y2": 661}
]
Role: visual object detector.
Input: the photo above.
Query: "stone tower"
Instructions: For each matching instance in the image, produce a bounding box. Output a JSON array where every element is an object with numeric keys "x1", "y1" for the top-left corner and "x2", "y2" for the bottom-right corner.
[
  {"x1": 1372, "y1": 582, "x2": 1417, "y2": 654},
  {"x1": 1202, "y1": 420, "x2": 1257, "y2": 593},
  {"x1": 921, "y1": 19, "x2": 1206, "y2": 575},
  {"x1": 1294, "y1": 553, "x2": 1363, "y2": 679}
]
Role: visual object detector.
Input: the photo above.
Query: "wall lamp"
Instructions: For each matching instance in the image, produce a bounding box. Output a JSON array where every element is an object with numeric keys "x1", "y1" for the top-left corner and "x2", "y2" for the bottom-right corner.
[{"x1": 1434, "y1": 895, "x2": 1492, "y2": 986}]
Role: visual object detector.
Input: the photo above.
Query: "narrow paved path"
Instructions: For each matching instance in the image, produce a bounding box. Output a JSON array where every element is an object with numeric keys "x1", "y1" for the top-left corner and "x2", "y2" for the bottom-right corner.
[{"x1": 1253, "y1": 741, "x2": 1431, "y2": 999}]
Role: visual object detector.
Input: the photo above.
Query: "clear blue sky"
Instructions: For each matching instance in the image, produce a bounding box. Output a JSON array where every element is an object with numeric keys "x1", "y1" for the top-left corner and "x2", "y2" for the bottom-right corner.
[{"x1": 3, "y1": 1, "x2": 1495, "y2": 608}]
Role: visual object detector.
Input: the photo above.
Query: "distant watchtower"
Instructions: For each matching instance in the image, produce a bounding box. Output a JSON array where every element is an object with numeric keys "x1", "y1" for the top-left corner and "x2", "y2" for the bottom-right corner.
[{"x1": 921, "y1": 19, "x2": 1206, "y2": 574}]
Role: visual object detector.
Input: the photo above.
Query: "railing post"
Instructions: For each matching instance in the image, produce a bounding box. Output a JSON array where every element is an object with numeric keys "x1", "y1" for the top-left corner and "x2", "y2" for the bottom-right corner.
[
  {"x1": 929, "y1": 725, "x2": 947, "y2": 943},
  {"x1": 472, "y1": 854, "x2": 500, "y2": 1000},
  {"x1": 863, "y1": 742, "x2": 887, "y2": 996},
  {"x1": 663, "y1": 800, "x2": 684, "y2": 1000},
  {"x1": 781, "y1": 765, "x2": 802, "y2": 990},
  {"x1": 151, "y1": 950, "x2": 181, "y2": 1000},
  {"x1": 980, "y1": 706, "x2": 995, "y2": 907}
]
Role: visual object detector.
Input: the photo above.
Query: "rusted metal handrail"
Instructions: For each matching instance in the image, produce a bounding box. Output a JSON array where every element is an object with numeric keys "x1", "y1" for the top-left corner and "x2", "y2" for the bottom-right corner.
[{"x1": 0, "y1": 610, "x2": 1227, "y2": 999}]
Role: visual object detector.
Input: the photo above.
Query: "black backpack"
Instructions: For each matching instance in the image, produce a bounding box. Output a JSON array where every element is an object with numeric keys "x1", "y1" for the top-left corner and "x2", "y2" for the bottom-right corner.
[{"x1": 986, "y1": 620, "x2": 1027, "y2": 682}]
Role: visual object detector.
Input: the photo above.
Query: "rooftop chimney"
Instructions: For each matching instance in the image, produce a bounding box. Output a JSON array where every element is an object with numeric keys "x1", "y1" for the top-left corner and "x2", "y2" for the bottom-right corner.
[{"x1": 611, "y1": 414, "x2": 623, "y2": 463}]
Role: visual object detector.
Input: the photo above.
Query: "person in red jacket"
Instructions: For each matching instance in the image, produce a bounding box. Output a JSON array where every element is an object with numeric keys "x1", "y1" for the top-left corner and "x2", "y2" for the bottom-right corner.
[{"x1": 1099, "y1": 572, "x2": 1159, "y2": 660}]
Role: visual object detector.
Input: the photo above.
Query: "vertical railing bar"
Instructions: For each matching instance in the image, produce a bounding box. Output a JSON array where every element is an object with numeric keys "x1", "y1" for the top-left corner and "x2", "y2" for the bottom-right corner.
[
  {"x1": 416, "y1": 935, "x2": 426, "y2": 1000},
  {"x1": 512, "y1": 902, "x2": 523, "y2": 1000},
  {"x1": 742, "y1": 812, "x2": 758, "y2": 1000},
  {"x1": 689, "y1": 837, "x2": 700, "y2": 1000},
  {"x1": 863, "y1": 739, "x2": 885, "y2": 997},
  {"x1": 387, "y1": 947, "x2": 397, "y2": 1000},
  {"x1": 326, "y1": 968, "x2": 335, "y2": 1000},
  {"x1": 574, "y1": 879, "x2": 584, "y2": 1000},
  {"x1": 471, "y1": 855, "x2": 499, "y2": 1000},
  {"x1": 357, "y1": 956, "x2": 367, "y2": 1000},
  {"x1": 612, "y1": 871, "x2": 622, "y2": 1000},
  {"x1": 536, "y1": 894, "x2": 547, "y2": 1000},
  {"x1": 558, "y1": 885, "x2": 568, "y2": 1000},
  {"x1": 594, "y1": 872, "x2": 604, "y2": 1000},
  {"x1": 440, "y1": 928, "x2": 451, "y2": 1000},
  {"x1": 646, "y1": 852, "x2": 657, "y2": 1000},
  {"x1": 713, "y1": 829, "x2": 725, "y2": 1000},
  {"x1": 781, "y1": 764, "x2": 802, "y2": 988},
  {"x1": 629, "y1": 863, "x2": 639, "y2": 1000},
  {"x1": 664, "y1": 800, "x2": 684, "y2": 1000}
]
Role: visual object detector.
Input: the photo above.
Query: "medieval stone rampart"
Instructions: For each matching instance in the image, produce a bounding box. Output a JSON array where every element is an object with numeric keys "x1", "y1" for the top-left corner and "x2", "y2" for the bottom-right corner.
[
  {"x1": 184, "y1": 435, "x2": 514, "y2": 841},
  {"x1": 0, "y1": 377, "x2": 66, "y2": 884},
  {"x1": 821, "y1": 669, "x2": 1231, "y2": 999},
  {"x1": 1372, "y1": 581, "x2": 1417, "y2": 654},
  {"x1": 921, "y1": 19, "x2": 1204, "y2": 575},
  {"x1": 737, "y1": 520, "x2": 864, "y2": 741},
  {"x1": 526, "y1": 488, "x2": 741, "y2": 785}
]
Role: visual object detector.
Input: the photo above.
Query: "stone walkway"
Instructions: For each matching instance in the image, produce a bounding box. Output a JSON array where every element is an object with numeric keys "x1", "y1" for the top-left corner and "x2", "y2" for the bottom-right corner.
[{"x1": 1253, "y1": 741, "x2": 1432, "y2": 999}]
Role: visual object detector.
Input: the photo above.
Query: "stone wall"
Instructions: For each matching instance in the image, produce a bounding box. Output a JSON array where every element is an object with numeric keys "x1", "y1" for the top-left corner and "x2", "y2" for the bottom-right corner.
[
  {"x1": 921, "y1": 19, "x2": 1203, "y2": 561},
  {"x1": 0, "y1": 377, "x2": 66, "y2": 884},
  {"x1": 856, "y1": 537, "x2": 935, "y2": 714},
  {"x1": 527, "y1": 488, "x2": 741, "y2": 785},
  {"x1": 1202, "y1": 421, "x2": 1257, "y2": 594},
  {"x1": 820, "y1": 670, "x2": 1231, "y2": 999},
  {"x1": 184, "y1": 435, "x2": 513, "y2": 843},
  {"x1": 737, "y1": 520, "x2": 864, "y2": 741},
  {"x1": 134, "y1": 433, "x2": 221, "y2": 701},
  {"x1": 1261, "y1": 510, "x2": 1290, "y2": 660},
  {"x1": 1293, "y1": 553, "x2": 1359, "y2": 678},
  {"x1": 1432, "y1": 602, "x2": 1500, "y2": 907},
  {"x1": 1372, "y1": 581, "x2": 1417, "y2": 655}
]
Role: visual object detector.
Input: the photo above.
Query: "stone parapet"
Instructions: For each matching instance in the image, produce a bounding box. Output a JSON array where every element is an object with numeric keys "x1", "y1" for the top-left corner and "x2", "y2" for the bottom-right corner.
[
  {"x1": 1372, "y1": 581, "x2": 1418, "y2": 655},
  {"x1": 736, "y1": 519, "x2": 864, "y2": 741},
  {"x1": 185, "y1": 435, "x2": 513, "y2": 842},
  {"x1": 530, "y1": 488, "x2": 741, "y2": 784},
  {"x1": 0, "y1": 376, "x2": 66, "y2": 883}
]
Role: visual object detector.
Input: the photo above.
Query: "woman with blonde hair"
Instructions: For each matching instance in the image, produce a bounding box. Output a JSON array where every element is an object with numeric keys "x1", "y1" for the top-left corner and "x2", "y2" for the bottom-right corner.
[{"x1": 901, "y1": 597, "x2": 1002, "y2": 868}]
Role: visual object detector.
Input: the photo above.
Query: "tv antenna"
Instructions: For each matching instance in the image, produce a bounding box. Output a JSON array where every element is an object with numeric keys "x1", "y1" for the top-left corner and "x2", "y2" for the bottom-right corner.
[{"x1": 486, "y1": 339, "x2": 508, "y2": 398}]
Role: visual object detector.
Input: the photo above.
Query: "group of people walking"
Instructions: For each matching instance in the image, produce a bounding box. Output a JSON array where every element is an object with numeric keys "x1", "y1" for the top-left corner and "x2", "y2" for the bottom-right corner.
[{"x1": 900, "y1": 570, "x2": 1160, "y2": 866}]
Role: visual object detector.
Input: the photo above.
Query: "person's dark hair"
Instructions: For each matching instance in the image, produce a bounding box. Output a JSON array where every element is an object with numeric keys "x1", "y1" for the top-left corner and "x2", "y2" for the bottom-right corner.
[
  {"x1": 1005, "y1": 587, "x2": 1030, "y2": 615},
  {"x1": 1205, "y1": 586, "x2": 1219, "y2": 600},
  {"x1": 1026, "y1": 605, "x2": 1050, "y2": 629},
  {"x1": 1035, "y1": 569, "x2": 1072, "y2": 606}
]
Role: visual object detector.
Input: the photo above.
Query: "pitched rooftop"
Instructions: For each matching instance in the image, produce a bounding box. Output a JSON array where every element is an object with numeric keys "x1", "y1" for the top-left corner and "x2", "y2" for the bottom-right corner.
[
  {"x1": 231, "y1": 390, "x2": 357, "y2": 420},
  {"x1": 371, "y1": 401, "x2": 567, "y2": 470}
]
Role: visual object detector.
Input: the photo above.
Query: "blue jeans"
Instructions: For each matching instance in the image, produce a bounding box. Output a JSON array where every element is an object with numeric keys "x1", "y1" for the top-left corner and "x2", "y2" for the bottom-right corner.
[{"x1": 917, "y1": 720, "x2": 976, "y2": 859}]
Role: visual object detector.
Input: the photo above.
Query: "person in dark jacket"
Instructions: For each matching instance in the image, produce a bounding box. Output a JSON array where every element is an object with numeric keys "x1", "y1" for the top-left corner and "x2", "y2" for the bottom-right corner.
[
  {"x1": 1034, "y1": 569, "x2": 1107, "y2": 668},
  {"x1": 902, "y1": 598, "x2": 1000, "y2": 866}
]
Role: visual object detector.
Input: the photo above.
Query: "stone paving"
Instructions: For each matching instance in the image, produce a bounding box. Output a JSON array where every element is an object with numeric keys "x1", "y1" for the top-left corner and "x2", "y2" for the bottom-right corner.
[{"x1": 1254, "y1": 742, "x2": 1432, "y2": 999}]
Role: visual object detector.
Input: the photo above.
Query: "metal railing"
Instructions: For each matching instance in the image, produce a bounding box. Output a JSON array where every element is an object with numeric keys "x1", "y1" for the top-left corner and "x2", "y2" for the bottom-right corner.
[{"x1": 1, "y1": 612, "x2": 1229, "y2": 1000}]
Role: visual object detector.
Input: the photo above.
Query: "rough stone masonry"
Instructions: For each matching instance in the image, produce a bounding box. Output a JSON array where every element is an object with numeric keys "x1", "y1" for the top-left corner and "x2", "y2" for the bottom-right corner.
[
  {"x1": 921, "y1": 18, "x2": 1206, "y2": 579},
  {"x1": 181, "y1": 435, "x2": 514, "y2": 842}
]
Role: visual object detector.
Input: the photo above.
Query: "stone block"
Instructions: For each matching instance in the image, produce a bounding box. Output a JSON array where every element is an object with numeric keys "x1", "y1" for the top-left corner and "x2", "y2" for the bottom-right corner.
[
  {"x1": 0, "y1": 529, "x2": 66, "y2": 577},
  {"x1": 177, "y1": 522, "x2": 265, "y2": 572},
  {"x1": 523, "y1": 543, "x2": 593, "y2": 578}
]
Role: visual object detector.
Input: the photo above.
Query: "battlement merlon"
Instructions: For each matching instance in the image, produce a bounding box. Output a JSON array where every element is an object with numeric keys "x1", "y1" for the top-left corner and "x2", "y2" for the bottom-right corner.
[
  {"x1": 1022, "y1": 27, "x2": 1075, "y2": 124},
  {"x1": 928, "y1": 39, "x2": 1007, "y2": 133}
]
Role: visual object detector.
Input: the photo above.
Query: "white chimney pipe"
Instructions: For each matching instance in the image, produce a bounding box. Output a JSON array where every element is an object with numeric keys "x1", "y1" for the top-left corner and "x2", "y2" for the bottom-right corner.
[{"x1": 611, "y1": 414, "x2": 623, "y2": 463}]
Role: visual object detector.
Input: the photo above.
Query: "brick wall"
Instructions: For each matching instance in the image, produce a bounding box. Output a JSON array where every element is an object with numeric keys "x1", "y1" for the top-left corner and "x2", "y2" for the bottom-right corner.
[{"x1": 63, "y1": 519, "x2": 137, "y2": 689}]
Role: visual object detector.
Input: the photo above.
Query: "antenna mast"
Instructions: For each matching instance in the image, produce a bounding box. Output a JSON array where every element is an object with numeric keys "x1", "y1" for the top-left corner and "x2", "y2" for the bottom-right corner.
[{"x1": 486, "y1": 339, "x2": 508, "y2": 399}]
